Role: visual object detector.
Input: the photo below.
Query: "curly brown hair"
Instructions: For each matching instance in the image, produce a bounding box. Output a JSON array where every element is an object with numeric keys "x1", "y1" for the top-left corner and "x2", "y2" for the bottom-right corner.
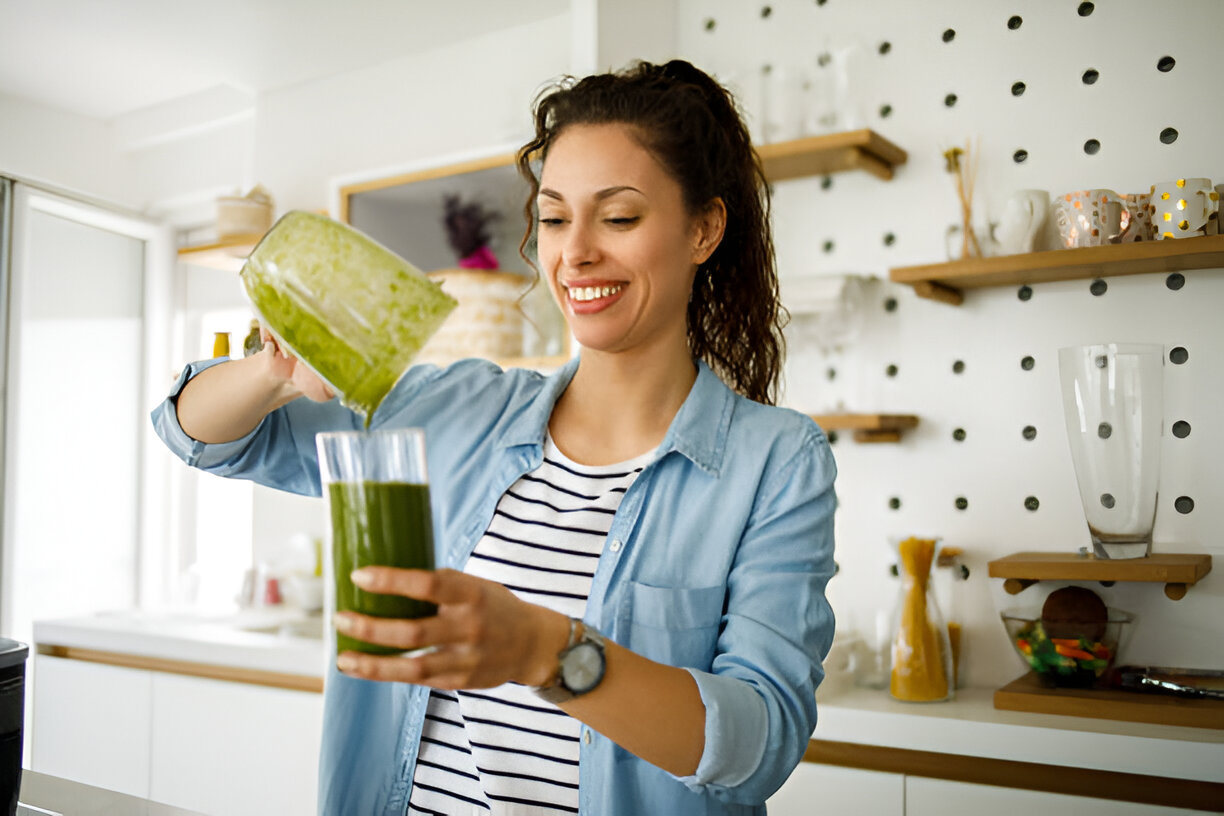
[{"x1": 516, "y1": 59, "x2": 787, "y2": 405}]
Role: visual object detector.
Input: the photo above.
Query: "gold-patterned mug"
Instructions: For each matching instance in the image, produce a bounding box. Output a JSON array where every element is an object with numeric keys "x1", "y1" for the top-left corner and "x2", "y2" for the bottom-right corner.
[
  {"x1": 1119, "y1": 193, "x2": 1154, "y2": 242},
  {"x1": 1053, "y1": 189, "x2": 1127, "y2": 248},
  {"x1": 1150, "y1": 178, "x2": 1217, "y2": 239}
]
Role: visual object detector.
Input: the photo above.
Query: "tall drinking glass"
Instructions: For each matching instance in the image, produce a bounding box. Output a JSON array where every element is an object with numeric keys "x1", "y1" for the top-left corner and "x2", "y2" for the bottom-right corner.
[
  {"x1": 1058, "y1": 343, "x2": 1163, "y2": 560},
  {"x1": 316, "y1": 428, "x2": 436, "y2": 656}
]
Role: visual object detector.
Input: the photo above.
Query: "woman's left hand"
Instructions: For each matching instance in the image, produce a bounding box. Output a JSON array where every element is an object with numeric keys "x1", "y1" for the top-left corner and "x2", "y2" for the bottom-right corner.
[{"x1": 333, "y1": 567, "x2": 568, "y2": 690}]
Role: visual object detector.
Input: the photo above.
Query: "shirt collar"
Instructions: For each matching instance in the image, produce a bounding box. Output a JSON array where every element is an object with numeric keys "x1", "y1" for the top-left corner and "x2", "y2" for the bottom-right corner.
[{"x1": 502, "y1": 357, "x2": 735, "y2": 478}]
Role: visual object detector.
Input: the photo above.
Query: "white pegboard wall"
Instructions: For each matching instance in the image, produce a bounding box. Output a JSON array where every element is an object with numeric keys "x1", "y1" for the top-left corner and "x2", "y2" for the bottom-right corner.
[{"x1": 676, "y1": 0, "x2": 1224, "y2": 689}]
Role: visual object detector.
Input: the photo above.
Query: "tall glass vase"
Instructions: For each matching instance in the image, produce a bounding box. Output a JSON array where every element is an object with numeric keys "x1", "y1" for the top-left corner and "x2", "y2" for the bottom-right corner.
[{"x1": 1058, "y1": 344, "x2": 1164, "y2": 559}]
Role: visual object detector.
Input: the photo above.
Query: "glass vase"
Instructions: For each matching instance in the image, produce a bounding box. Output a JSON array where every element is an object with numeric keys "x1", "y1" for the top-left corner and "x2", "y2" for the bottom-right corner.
[{"x1": 889, "y1": 537, "x2": 954, "y2": 703}]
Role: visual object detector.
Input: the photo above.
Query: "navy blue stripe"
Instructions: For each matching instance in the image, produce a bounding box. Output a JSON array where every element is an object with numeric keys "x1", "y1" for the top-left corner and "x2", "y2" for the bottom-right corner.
[
  {"x1": 486, "y1": 791, "x2": 579, "y2": 814},
  {"x1": 407, "y1": 804, "x2": 446, "y2": 816},
  {"x1": 458, "y1": 689, "x2": 569, "y2": 716},
  {"x1": 503, "y1": 583, "x2": 590, "y2": 601},
  {"x1": 506, "y1": 489, "x2": 616, "y2": 515},
  {"x1": 477, "y1": 764, "x2": 580, "y2": 790},
  {"x1": 519, "y1": 474, "x2": 599, "y2": 500},
  {"x1": 494, "y1": 508, "x2": 607, "y2": 537},
  {"x1": 482, "y1": 530, "x2": 601, "y2": 558},
  {"x1": 463, "y1": 713, "x2": 581, "y2": 741},
  {"x1": 469, "y1": 739, "x2": 580, "y2": 766},
  {"x1": 543, "y1": 456, "x2": 640, "y2": 480},
  {"x1": 469, "y1": 551, "x2": 596, "y2": 579},
  {"x1": 410, "y1": 781, "x2": 490, "y2": 810},
  {"x1": 424, "y1": 713, "x2": 463, "y2": 729},
  {"x1": 414, "y1": 757, "x2": 478, "y2": 782},
  {"x1": 419, "y1": 735, "x2": 470, "y2": 755}
]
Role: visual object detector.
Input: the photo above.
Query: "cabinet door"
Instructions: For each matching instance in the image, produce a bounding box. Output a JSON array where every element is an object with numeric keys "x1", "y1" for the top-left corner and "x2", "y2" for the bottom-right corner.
[
  {"x1": 906, "y1": 776, "x2": 1217, "y2": 816},
  {"x1": 767, "y1": 762, "x2": 905, "y2": 815},
  {"x1": 30, "y1": 656, "x2": 152, "y2": 799},
  {"x1": 149, "y1": 673, "x2": 323, "y2": 816}
]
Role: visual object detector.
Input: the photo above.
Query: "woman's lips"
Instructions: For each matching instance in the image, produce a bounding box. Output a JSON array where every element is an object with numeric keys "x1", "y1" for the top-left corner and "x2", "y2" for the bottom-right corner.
[{"x1": 564, "y1": 282, "x2": 627, "y2": 314}]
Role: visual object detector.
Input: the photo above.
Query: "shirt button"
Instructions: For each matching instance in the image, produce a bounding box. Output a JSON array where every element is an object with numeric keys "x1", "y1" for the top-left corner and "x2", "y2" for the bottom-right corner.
[
  {"x1": 583, "y1": 729, "x2": 592, "y2": 745},
  {"x1": 609, "y1": 539, "x2": 622, "y2": 552}
]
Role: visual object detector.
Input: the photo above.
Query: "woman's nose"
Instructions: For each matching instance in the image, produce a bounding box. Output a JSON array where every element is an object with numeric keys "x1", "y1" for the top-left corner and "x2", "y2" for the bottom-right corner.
[{"x1": 561, "y1": 222, "x2": 599, "y2": 267}]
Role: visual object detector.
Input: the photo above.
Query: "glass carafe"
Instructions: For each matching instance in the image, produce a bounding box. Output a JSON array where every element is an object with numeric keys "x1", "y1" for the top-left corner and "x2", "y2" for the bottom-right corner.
[{"x1": 889, "y1": 537, "x2": 954, "y2": 702}]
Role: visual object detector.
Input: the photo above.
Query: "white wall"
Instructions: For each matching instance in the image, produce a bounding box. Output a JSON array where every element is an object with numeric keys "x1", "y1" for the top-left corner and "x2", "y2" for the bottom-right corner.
[{"x1": 0, "y1": 92, "x2": 133, "y2": 206}]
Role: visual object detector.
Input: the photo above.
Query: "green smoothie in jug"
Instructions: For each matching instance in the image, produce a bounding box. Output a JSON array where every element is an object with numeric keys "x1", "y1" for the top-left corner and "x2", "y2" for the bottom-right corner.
[
  {"x1": 329, "y1": 480, "x2": 437, "y2": 655},
  {"x1": 241, "y1": 212, "x2": 457, "y2": 424}
]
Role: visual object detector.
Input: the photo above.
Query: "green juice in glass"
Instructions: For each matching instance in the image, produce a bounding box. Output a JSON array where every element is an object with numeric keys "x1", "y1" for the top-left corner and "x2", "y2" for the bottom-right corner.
[{"x1": 329, "y1": 480, "x2": 436, "y2": 655}]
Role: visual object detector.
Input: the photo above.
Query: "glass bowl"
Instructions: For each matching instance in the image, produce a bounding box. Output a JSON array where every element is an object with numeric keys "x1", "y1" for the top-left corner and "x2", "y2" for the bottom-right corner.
[{"x1": 1000, "y1": 607, "x2": 1134, "y2": 688}]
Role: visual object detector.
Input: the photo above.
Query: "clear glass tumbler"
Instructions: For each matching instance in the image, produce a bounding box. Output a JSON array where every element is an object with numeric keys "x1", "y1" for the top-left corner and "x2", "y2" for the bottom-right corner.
[
  {"x1": 316, "y1": 428, "x2": 437, "y2": 656},
  {"x1": 1058, "y1": 343, "x2": 1164, "y2": 559}
]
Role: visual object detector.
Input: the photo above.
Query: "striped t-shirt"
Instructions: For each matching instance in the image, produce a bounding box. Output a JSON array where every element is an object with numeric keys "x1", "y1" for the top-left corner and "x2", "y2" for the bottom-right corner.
[{"x1": 408, "y1": 436, "x2": 653, "y2": 815}]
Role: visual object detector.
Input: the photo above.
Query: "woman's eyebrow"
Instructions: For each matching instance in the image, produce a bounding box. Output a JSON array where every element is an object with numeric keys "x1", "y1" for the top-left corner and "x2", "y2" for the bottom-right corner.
[{"x1": 537, "y1": 185, "x2": 643, "y2": 201}]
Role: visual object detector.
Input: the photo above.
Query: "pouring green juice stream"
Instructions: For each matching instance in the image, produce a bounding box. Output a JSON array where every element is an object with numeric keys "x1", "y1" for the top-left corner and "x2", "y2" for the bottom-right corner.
[{"x1": 240, "y1": 211, "x2": 458, "y2": 425}]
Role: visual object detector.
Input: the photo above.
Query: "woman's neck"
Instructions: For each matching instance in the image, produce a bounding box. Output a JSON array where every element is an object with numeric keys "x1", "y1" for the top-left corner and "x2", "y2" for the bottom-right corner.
[{"x1": 549, "y1": 344, "x2": 697, "y2": 466}]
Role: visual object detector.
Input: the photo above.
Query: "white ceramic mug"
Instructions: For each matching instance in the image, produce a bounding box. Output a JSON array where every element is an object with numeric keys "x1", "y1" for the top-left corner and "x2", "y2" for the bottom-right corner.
[
  {"x1": 1053, "y1": 189, "x2": 1127, "y2": 248},
  {"x1": 996, "y1": 190, "x2": 1050, "y2": 254},
  {"x1": 1150, "y1": 178, "x2": 1216, "y2": 239}
]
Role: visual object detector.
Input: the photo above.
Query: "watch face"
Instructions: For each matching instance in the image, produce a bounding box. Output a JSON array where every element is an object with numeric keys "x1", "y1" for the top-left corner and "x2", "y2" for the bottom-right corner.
[{"x1": 561, "y1": 642, "x2": 605, "y2": 693}]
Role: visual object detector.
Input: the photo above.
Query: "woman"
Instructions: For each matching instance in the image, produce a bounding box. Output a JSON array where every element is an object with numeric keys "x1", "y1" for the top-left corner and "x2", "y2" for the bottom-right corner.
[{"x1": 153, "y1": 59, "x2": 836, "y2": 815}]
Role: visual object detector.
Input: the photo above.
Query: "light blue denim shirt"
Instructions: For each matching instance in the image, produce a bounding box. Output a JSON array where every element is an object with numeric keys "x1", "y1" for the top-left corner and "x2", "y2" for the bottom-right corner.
[{"x1": 152, "y1": 356, "x2": 837, "y2": 815}]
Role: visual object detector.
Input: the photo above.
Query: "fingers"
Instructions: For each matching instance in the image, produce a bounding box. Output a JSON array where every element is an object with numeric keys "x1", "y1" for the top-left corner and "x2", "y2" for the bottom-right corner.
[
  {"x1": 352, "y1": 567, "x2": 477, "y2": 606},
  {"x1": 336, "y1": 646, "x2": 475, "y2": 689},
  {"x1": 334, "y1": 610, "x2": 442, "y2": 652}
]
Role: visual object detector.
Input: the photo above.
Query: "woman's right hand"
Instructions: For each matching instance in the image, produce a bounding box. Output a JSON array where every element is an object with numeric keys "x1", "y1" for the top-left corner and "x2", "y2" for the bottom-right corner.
[{"x1": 259, "y1": 327, "x2": 335, "y2": 402}]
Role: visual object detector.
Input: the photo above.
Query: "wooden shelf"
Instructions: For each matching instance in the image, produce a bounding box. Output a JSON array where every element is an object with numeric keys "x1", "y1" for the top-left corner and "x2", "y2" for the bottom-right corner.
[
  {"x1": 757, "y1": 129, "x2": 907, "y2": 182},
  {"x1": 809, "y1": 413, "x2": 918, "y2": 443},
  {"x1": 176, "y1": 234, "x2": 263, "y2": 273},
  {"x1": 890, "y1": 233, "x2": 1224, "y2": 305},
  {"x1": 994, "y1": 671, "x2": 1224, "y2": 730},
  {"x1": 987, "y1": 551, "x2": 1212, "y2": 600}
]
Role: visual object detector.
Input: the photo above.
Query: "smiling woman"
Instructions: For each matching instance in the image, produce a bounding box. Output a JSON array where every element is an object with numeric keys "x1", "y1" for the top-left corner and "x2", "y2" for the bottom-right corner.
[{"x1": 152, "y1": 59, "x2": 836, "y2": 816}]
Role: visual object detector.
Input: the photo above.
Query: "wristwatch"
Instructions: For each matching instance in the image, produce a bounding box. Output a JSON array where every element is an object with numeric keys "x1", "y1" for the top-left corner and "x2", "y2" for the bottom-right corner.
[{"x1": 535, "y1": 618, "x2": 607, "y2": 704}]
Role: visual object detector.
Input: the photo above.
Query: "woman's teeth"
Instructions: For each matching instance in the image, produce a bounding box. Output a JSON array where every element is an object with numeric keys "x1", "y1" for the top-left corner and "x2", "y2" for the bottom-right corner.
[{"x1": 569, "y1": 284, "x2": 623, "y2": 302}]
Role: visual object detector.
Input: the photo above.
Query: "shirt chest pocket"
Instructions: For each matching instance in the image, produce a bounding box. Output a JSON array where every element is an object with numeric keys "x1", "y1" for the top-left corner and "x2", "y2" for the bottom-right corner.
[{"x1": 624, "y1": 581, "x2": 725, "y2": 670}]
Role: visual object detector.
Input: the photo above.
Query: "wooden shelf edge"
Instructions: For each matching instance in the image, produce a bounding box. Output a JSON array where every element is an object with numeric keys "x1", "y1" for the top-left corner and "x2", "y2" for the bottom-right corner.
[
  {"x1": 889, "y1": 234, "x2": 1224, "y2": 304},
  {"x1": 987, "y1": 551, "x2": 1212, "y2": 599},
  {"x1": 809, "y1": 413, "x2": 918, "y2": 443},
  {"x1": 994, "y1": 671, "x2": 1224, "y2": 731},
  {"x1": 758, "y1": 129, "x2": 907, "y2": 183}
]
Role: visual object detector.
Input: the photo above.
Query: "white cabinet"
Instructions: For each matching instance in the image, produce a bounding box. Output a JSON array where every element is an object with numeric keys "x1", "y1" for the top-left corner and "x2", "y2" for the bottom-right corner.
[
  {"x1": 905, "y1": 777, "x2": 1217, "y2": 816},
  {"x1": 31, "y1": 656, "x2": 323, "y2": 815},
  {"x1": 767, "y1": 763, "x2": 904, "y2": 815},
  {"x1": 149, "y1": 672, "x2": 322, "y2": 816},
  {"x1": 30, "y1": 656, "x2": 153, "y2": 799}
]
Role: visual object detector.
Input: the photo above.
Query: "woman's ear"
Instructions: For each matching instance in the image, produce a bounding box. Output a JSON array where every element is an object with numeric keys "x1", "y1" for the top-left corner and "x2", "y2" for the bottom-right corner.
[{"x1": 691, "y1": 198, "x2": 727, "y2": 265}]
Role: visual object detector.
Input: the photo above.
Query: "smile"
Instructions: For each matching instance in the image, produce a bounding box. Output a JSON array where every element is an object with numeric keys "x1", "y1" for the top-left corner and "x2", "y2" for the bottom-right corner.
[{"x1": 567, "y1": 284, "x2": 624, "y2": 302}]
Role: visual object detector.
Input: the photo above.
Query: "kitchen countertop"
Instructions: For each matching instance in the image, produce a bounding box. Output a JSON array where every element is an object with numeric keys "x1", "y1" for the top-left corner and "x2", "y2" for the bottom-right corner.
[
  {"x1": 19, "y1": 770, "x2": 205, "y2": 816},
  {"x1": 32, "y1": 610, "x2": 1224, "y2": 784}
]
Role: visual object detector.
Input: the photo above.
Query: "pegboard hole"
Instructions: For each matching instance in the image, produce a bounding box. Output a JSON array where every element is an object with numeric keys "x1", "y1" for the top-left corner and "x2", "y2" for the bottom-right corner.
[
  {"x1": 1018, "y1": 285, "x2": 1033, "y2": 301},
  {"x1": 826, "y1": 367, "x2": 837, "y2": 381},
  {"x1": 942, "y1": 28, "x2": 956, "y2": 43},
  {"x1": 1172, "y1": 420, "x2": 1191, "y2": 438},
  {"x1": 945, "y1": 93, "x2": 958, "y2": 107},
  {"x1": 1024, "y1": 496, "x2": 1040, "y2": 512},
  {"x1": 827, "y1": 430, "x2": 839, "y2": 444},
  {"x1": 1077, "y1": 2, "x2": 1095, "y2": 16},
  {"x1": 704, "y1": 18, "x2": 717, "y2": 31},
  {"x1": 816, "y1": 52, "x2": 832, "y2": 68},
  {"x1": 1011, "y1": 81, "x2": 1026, "y2": 97},
  {"x1": 879, "y1": 41, "x2": 892, "y2": 55},
  {"x1": 952, "y1": 360, "x2": 965, "y2": 374},
  {"x1": 1020, "y1": 355, "x2": 1035, "y2": 371},
  {"x1": 888, "y1": 497, "x2": 902, "y2": 510},
  {"x1": 1166, "y1": 272, "x2": 1185, "y2": 290},
  {"x1": 885, "y1": 364, "x2": 899, "y2": 378},
  {"x1": 1013, "y1": 148, "x2": 1029, "y2": 164},
  {"x1": 879, "y1": 103, "x2": 893, "y2": 118},
  {"x1": 1022, "y1": 425, "x2": 1037, "y2": 441},
  {"x1": 952, "y1": 428, "x2": 966, "y2": 442},
  {"x1": 883, "y1": 232, "x2": 896, "y2": 246},
  {"x1": 1084, "y1": 139, "x2": 1101, "y2": 155},
  {"x1": 955, "y1": 496, "x2": 969, "y2": 510},
  {"x1": 1090, "y1": 279, "x2": 1108, "y2": 296},
  {"x1": 1082, "y1": 68, "x2": 1100, "y2": 85},
  {"x1": 1007, "y1": 15, "x2": 1023, "y2": 30},
  {"x1": 1100, "y1": 493, "x2": 1115, "y2": 509},
  {"x1": 1157, "y1": 56, "x2": 1176, "y2": 73},
  {"x1": 1097, "y1": 422, "x2": 1112, "y2": 439},
  {"x1": 884, "y1": 296, "x2": 898, "y2": 312},
  {"x1": 820, "y1": 175, "x2": 834, "y2": 190},
  {"x1": 1174, "y1": 496, "x2": 1195, "y2": 514},
  {"x1": 1160, "y1": 127, "x2": 1179, "y2": 144},
  {"x1": 822, "y1": 239, "x2": 835, "y2": 254},
  {"x1": 760, "y1": 6, "x2": 773, "y2": 18},
  {"x1": 1169, "y1": 346, "x2": 1189, "y2": 365}
]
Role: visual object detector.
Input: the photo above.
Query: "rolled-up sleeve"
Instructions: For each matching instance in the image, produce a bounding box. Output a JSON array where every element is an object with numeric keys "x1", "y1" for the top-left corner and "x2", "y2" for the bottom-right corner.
[{"x1": 672, "y1": 427, "x2": 837, "y2": 801}]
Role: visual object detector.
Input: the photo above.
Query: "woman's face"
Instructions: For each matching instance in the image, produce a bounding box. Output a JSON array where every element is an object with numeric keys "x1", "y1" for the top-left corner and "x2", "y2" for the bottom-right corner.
[{"x1": 536, "y1": 123, "x2": 723, "y2": 358}]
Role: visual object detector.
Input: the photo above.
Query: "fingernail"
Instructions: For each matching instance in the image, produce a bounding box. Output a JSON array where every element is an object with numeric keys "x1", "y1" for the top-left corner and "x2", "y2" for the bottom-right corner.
[
  {"x1": 333, "y1": 612, "x2": 353, "y2": 633},
  {"x1": 337, "y1": 654, "x2": 357, "y2": 672},
  {"x1": 351, "y1": 569, "x2": 373, "y2": 587}
]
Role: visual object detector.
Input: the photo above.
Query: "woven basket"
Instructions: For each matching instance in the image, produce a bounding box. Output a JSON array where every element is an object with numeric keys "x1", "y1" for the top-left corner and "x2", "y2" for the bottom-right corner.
[{"x1": 419, "y1": 269, "x2": 527, "y2": 363}]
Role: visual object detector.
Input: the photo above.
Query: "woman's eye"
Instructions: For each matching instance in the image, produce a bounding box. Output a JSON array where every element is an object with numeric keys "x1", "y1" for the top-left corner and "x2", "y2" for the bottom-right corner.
[
  {"x1": 606, "y1": 217, "x2": 639, "y2": 226},
  {"x1": 538, "y1": 217, "x2": 565, "y2": 226}
]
